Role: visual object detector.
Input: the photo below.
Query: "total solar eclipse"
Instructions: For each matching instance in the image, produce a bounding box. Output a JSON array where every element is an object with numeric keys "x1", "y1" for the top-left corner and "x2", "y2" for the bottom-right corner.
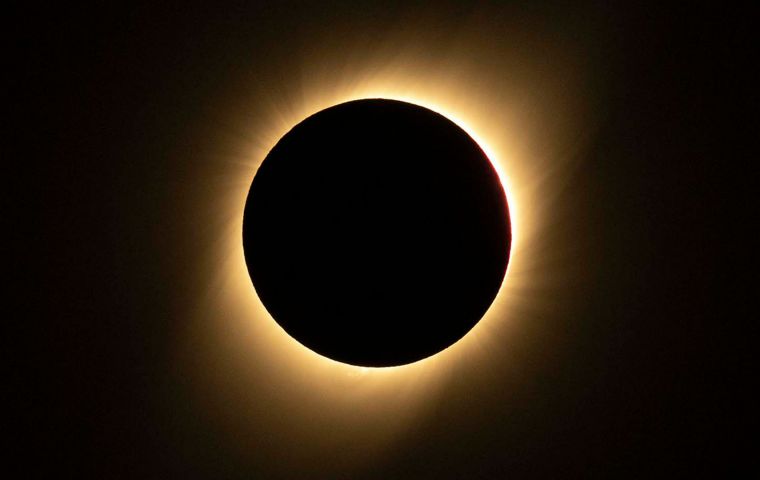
[{"x1": 243, "y1": 99, "x2": 511, "y2": 367}]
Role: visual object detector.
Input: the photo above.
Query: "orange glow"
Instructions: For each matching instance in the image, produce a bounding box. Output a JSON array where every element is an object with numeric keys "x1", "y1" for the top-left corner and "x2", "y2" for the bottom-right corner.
[{"x1": 171, "y1": 14, "x2": 598, "y2": 469}]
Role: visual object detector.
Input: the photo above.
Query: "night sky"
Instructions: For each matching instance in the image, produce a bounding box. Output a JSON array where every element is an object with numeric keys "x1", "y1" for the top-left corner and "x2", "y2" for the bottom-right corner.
[{"x1": 16, "y1": 1, "x2": 746, "y2": 478}]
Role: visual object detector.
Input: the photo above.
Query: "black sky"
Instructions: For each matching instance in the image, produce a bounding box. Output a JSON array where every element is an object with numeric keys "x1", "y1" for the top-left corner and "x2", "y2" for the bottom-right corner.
[{"x1": 14, "y1": 1, "x2": 747, "y2": 478}]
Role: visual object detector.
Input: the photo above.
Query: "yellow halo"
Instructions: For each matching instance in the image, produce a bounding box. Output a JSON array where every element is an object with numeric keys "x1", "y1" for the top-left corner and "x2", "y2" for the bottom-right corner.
[{"x1": 172, "y1": 19, "x2": 597, "y2": 468}]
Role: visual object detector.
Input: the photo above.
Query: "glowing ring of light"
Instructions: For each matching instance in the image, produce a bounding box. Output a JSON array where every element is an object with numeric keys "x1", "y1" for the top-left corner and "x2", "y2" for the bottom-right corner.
[{"x1": 178, "y1": 26, "x2": 594, "y2": 464}]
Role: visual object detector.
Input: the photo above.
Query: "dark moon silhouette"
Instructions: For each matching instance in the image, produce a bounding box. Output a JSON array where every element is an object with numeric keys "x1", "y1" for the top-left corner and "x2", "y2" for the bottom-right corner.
[{"x1": 243, "y1": 99, "x2": 510, "y2": 367}]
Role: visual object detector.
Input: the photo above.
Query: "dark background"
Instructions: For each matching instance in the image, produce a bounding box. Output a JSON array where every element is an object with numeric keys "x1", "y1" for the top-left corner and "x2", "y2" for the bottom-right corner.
[{"x1": 14, "y1": 1, "x2": 748, "y2": 478}]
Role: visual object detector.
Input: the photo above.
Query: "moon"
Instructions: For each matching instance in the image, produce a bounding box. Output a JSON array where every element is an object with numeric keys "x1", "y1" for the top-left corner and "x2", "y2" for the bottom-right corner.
[{"x1": 243, "y1": 99, "x2": 511, "y2": 367}]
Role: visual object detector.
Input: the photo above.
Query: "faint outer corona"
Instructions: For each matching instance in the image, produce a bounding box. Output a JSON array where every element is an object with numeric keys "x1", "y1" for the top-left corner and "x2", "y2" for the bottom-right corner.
[{"x1": 243, "y1": 99, "x2": 511, "y2": 367}]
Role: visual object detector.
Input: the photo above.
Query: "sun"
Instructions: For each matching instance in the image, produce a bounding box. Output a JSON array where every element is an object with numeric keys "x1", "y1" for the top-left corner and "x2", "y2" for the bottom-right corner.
[
  {"x1": 241, "y1": 98, "x2": 512, "y2": 368},
  {"x1": 173, "y1": 15, "x2": 596, "y2": 467}
]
